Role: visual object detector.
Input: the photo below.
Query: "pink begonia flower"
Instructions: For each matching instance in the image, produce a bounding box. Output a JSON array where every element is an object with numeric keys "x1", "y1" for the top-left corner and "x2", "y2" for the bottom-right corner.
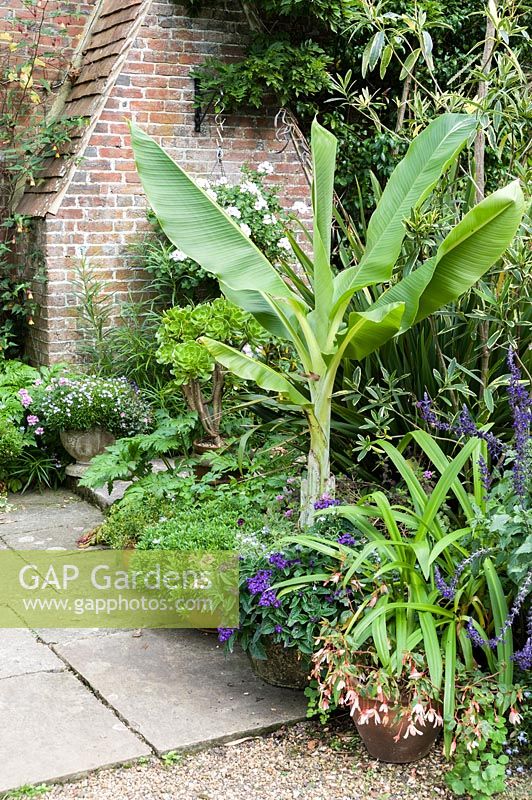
[
  {"x1": 509, "y1": 708, "x2": 522, "y2": 725},
  {"x1": 35, "y1": 427, "x2": 44, "y2": 436}
]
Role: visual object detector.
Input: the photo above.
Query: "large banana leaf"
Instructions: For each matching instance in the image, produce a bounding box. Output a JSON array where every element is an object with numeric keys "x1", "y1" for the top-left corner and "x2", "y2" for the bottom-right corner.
[
  {"x1": 416, "y1": 180, "x2": 526, "y2": 320},
  {"x1": 129, "y1": 123, "x2": 295, "y2": 336},
  {"x1": 199, "y1": 336, "x2": 310, "y2": 406},
  {"x1": 333, "y1": 113, "x2": 477, "y2": 301},
  {"x1": 310, "y1": 119, "x2": 336, "y2": 347}
]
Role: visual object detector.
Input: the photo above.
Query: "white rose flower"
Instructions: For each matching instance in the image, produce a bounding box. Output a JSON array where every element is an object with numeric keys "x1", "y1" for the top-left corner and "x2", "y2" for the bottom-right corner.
[
  {"x1": 263, "y1": 213, "x2": 276, "y2": 225},
  {"x1": 239, "y1": 222, "x2": 252, "y2": 237},
  {"x1": 278, "y1": 236, "x2": 291, "y2": 251},
  {"x1": 257, "y1": 161, "x2": 274, "y2": 175},
  {"x1": 206, "y1": 188, "x2": 218, "y2": 201},
  {"x1": 254, "y1": 196, "x2": 268, "y2": 211},
  {"x1": 169, "y1": 249, "x2": 187, "y2": 262},
  {"x1": 291, "y1": 201, "x2": 308, "y2": 214},
  {"x1": 226, "y1": 206, "x2": 242, "y2": 218}
]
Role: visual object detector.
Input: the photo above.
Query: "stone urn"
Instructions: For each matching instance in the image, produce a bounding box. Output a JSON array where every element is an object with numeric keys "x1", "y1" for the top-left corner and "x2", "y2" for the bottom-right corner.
[
  {"x1": 353, "y1": 699, "x2": 441, "y2": 763},
  {"x1": 60, "y1": 428, "x2": 115, "y2": 465},
  {"x1": 249, "y1": 636, "x2": 311, "y2": 690}
]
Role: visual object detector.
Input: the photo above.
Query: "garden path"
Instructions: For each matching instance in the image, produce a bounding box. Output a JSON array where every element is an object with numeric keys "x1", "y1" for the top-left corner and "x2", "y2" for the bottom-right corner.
[{"x1": 0, "y1": 490, "x2": 307, "y2": 794}]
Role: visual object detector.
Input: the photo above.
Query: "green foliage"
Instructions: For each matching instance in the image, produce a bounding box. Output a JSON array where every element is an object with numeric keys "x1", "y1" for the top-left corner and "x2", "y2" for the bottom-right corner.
[
  {"x1": 0, "y1": 2, "x2": 89, "y2": 356},
  {"x1": 194, "y1": 40, "x2": 332, "y2": 115},
  {"x1": 156, "y1": 297, "x2": 267, "y2": 443},
  {"x1": 129, "y1": 212, "x2": 218, "y2": 307},
  {"x1": 0, "y1": 359, "x2": 70, "y2": 491},
  {"x1": 232, "y1": 523, "x2": 358, "y2": 660},
  {"x1": 473, "y1": 471, "x2": 532, "y2": 587},
  {"x1": 136, "y1": 495, "x2": 277, "y2": 552},
  {"x1": 157, "y1": 298, "x2": 265, "y2": 384},
  {"x1": 0, "y1": 418, "x2": 24, "y2": 472},
  {"x1": 446, "y1": 671, "x2": 513, "y2": 799},
  {"x1": 34, "y1": 376, "x2": 152, "y2": 438},
  {"x1": 284, "y1": 429, "x2": 527, "y2": 756},
  {"x1": 79, "y1": 410, "x2": 198, "y2": 493},
  {"x1": 131, "y1": 113, "x2": 525, "y2": 524}
]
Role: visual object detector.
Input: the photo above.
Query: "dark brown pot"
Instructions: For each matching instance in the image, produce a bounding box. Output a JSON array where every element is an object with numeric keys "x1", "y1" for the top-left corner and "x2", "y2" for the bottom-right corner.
[
  {"x1": 353, "y1": 700, "x2": 441, "y2": 763},
  {"x1": 249, "y1": 636, "x2": 311, "y2": 689}
]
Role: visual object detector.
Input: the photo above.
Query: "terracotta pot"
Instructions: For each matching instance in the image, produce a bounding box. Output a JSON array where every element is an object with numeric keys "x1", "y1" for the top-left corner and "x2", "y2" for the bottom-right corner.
[
  {"x1": 249, "y1": 636, "x2": 311, "y2": 690},
  {"x1": 353, "y1": 699, "x2": 441, "y2": 763},
  {"x1": 60, "y1": 427, "x2": 115, "y2": 465}
]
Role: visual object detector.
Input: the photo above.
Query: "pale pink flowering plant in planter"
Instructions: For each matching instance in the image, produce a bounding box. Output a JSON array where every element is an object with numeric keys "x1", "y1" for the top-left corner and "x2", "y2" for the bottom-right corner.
[{"x1": 310, "y1": 629, "x2": 443, "y2": 763}]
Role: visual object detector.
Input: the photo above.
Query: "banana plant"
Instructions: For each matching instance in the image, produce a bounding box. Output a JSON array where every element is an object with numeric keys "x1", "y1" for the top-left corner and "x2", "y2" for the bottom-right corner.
[{"x1": 130, "y1": 114, "x2": 525, "y2": 525}]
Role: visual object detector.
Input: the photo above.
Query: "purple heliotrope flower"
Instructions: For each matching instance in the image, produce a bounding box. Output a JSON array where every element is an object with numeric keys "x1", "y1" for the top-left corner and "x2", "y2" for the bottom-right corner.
[
  {"x1": 337, "y1": 532, "x2": 356, "y2": 546},
  {"x1": 314, "y1": 493, "x2": 341, "y2": 510},
  {"x1": 268, "y1": 552, "x2": 289, "y2": 570},
  {"x1": 258, "y1": 589, "x2": 281, "y2": 608},
  {"x1": 217, "y1": 627, "x2": 236, "y2": 643},
  {"x1": 246, "y1": 570, "x2": 272, "y2": 595}
]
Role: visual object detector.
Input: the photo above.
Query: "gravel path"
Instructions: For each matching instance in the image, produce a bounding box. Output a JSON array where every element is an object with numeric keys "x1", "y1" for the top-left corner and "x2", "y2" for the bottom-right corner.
[{"x1": 41, "y1": 719, "x2": 530, "y2": 800}]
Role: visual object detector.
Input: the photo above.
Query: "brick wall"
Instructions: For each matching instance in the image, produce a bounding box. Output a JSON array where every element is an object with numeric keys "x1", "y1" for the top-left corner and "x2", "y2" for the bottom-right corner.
[{"x1": 26, "y1": 0, "x2": 309, "y2": 364}]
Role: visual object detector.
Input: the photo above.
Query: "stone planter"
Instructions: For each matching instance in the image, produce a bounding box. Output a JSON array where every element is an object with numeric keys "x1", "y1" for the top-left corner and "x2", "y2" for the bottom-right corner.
[
  {"x1": 249, "y1": 636, "x2": 311, "y2": 689},
  {"x1": 353, "y1": 700, "x2": 441, "y2": 763},
  {"x1": 60, "y1": 427, "x2": 115, "y2": 465}
]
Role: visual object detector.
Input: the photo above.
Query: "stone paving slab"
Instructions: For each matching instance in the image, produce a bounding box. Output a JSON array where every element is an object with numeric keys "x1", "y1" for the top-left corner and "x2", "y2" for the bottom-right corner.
[
  {"x1": 0, "y1": 671, "x2": 150, "y2": 794},
  {"x1": 0, "y1": 490, "x2": 309, "y2": 793},
  {"x1": 0, "y1": 491, "x2": 103, "y2": 549},
  {"x1": 0, "y1": 625, "x2": 64, "y2": 679},
  {"x1": 54, "y1": 629, "x2": 309, "y2": 754}
]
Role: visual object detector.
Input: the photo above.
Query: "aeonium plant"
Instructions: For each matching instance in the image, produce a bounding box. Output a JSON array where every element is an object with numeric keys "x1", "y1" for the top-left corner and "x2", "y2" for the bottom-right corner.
[
  {"x1": 32, "y1": 376, "x2": 152, "y2": 438},
  {"x1": 156, "y1": 297, "x2": 268, "y2": 448}
]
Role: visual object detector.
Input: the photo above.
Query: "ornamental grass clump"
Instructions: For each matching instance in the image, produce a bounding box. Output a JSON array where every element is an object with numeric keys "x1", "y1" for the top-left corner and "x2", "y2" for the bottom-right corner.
[{"x1": 34, "y1": 376, "x2": 152, "y2": 438}]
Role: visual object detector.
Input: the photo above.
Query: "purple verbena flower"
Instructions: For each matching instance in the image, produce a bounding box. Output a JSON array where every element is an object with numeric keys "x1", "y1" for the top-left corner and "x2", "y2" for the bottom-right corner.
[
  {"x1": 422, "y1": 470, "x2": 434, "y2": 480},
  {"x1": 236, "y1": 518, "x2": 245, "y2": 527},
  {"x1": 274, "y1": 624, "x2": 283, "y2": 633},
  {"x1": 268, "y1": 552, "x2": 289, "y2": 570},
  {"x1": 246, "y1": 570, "x2": 272, "y2": 595}
]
